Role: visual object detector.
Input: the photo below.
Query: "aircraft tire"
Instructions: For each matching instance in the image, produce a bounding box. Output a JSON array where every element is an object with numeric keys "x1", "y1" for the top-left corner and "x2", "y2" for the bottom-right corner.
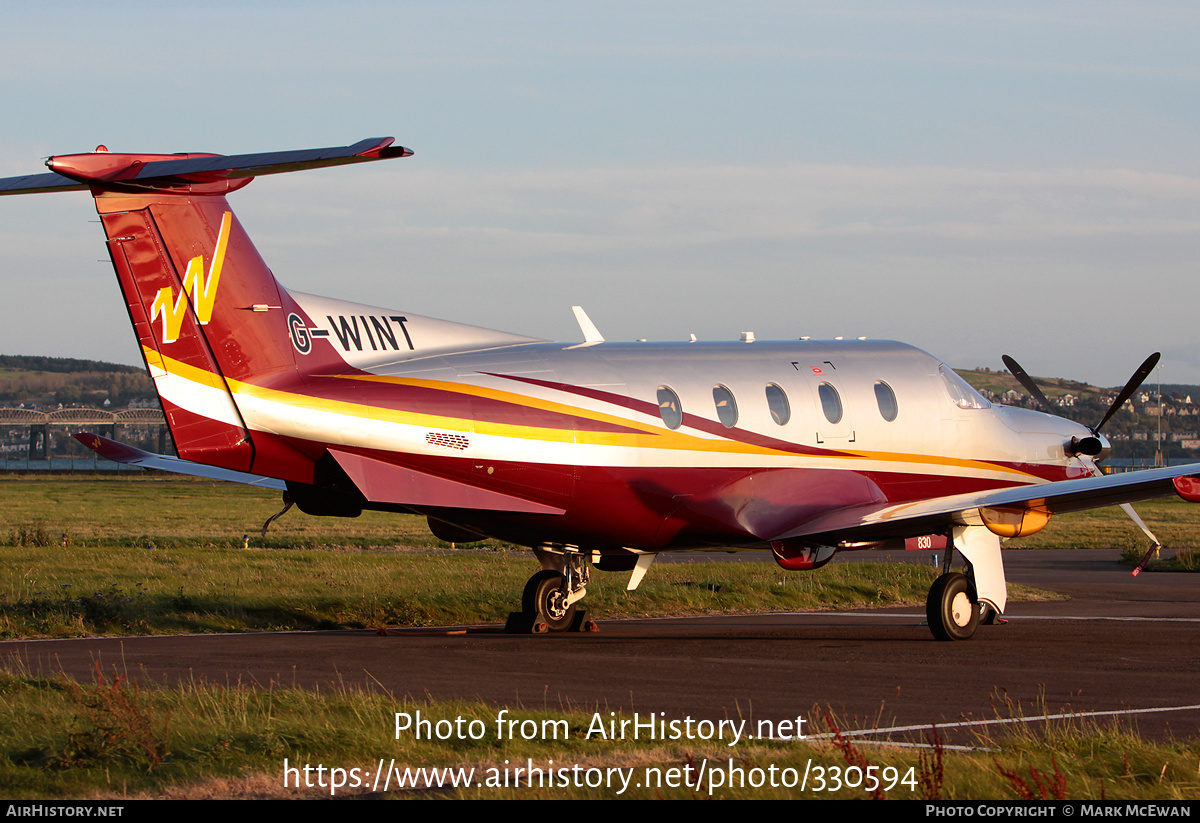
[
  {"x1": 926, "y1": 572, "x2": 979, "y2": 641},
  {"x1": 522, "y1": 570, "x2": 577, "y2": 632}
]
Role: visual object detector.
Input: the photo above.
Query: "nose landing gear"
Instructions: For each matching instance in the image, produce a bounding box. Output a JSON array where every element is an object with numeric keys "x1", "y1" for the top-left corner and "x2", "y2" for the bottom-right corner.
[
  {"x1": 505, "y1": 550, "x2": 596, "y2": 633},
  {"x1": 522, "y1": 570, "x2": 579, "y2": 631}
]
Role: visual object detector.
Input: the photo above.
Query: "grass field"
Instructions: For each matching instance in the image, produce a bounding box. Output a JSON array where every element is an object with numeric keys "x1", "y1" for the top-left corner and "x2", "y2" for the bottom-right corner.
[
  {"x1": 2, "y1": 666, "x2": 1197, "y2": 800},
  {"x1": 1, "y1": 474, "x2": 1196, "y2": 638},
  {"x1": 0, "y1": 473, "x2": 1137, "y2": 638},
  {"x1": 0, "y1": 474, "x2": 959, "y2": 637},
  {"x1": 5, "y1": 473, "x2": 1197, "y2": 552},
  {"x1": 1, "y1": 474, "x2": 1198, "y2": 800}
]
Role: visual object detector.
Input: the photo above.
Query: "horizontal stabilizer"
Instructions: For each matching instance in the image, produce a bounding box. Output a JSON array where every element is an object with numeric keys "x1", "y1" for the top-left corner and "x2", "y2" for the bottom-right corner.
[
  {"x1": 0, "y1": 137, "x2": 410, "y2": 196},
  {"x1": 0, "y1": 173, "x2": 86, "y2": 195},
  {"x1": 73, "y1": 433, "x2": 286, "y2": 490}
]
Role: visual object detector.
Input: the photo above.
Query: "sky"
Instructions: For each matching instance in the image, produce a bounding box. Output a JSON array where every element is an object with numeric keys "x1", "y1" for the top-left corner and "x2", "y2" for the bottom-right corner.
[{"x1": 1, "y1": 1, "x2": 1198, "y2": 388}]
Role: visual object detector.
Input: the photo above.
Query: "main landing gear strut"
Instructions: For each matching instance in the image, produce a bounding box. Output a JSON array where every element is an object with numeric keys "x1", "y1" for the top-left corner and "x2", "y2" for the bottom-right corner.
[
  {"x1": 925, "y1": 525, "x2": 1007, "y2": 641},
  {"x1": 505, "y1": 550, "x2": 597, "y2": 633}
]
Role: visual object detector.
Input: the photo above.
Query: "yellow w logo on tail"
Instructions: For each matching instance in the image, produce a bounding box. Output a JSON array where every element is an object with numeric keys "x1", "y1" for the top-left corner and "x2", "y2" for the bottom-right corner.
[{"x1": 150, "y1": 211, "x2": 232, "y2": 344}]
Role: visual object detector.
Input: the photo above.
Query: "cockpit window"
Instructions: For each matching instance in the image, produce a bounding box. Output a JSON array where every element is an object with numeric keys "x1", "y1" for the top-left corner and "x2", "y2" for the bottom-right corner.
[
  {"x1": 818, "y1": 382, "x2": 843, "y2": 424},
  {"x1": 765, "y1": 383, "x2": 790, "y2": 426},
  {"x1": 939, "y1": 365, "x2": 991, "y2": 410},
  {"x1": 657, "y1": 385, "x2": 683, "y2": 429},
  {"x1": 712, "y1": 385, "x2": 738, "y2": 428}
]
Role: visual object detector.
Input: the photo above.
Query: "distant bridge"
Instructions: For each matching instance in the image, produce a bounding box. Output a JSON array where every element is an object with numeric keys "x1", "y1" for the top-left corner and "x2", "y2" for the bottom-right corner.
[
  {"x1": 0, "y1": 408, "x2": 165, "y2": 425},
  {"x1": 0, "y1": 407, "x2": 168, "y2": 460}
]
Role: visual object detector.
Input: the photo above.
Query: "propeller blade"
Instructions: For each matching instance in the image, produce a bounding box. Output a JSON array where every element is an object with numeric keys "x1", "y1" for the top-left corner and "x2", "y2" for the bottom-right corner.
[
  {"x1": 1093, "y1": 352, "x2": 1160, "y2": 434},
  {"x1": 1083, "y1": 459, "x2": 1162, "y2": 557},
  {"x1": 1001, "y1": 354, "x2": 1057, "y2": 416},
  {"x1": 1120, "y1": 502, "x2": 1162, "y2": 551}
]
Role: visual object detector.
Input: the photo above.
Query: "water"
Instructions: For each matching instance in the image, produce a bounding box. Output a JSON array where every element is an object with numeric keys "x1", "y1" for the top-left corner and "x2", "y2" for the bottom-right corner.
[{"x1": 0, "y1": 456, "x2": 142, "y2": 472}]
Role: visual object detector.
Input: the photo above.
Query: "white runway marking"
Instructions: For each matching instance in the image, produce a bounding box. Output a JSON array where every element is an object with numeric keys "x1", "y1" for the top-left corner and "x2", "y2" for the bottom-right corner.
[
  {"x1": 627, "y1": 611, "x2": 1200, "y2": 623},
  {"x1": 803, "y1": 703, "x2": 1200, "y2": 751}
]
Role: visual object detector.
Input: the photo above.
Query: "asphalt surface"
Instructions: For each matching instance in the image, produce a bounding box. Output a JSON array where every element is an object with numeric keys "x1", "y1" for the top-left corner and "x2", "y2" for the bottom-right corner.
[{"x1": 4, "y1": 550, "x2": 1198, "y2": 743}]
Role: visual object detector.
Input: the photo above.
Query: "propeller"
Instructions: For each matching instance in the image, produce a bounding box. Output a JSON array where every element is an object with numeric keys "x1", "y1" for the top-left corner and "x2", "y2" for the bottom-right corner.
[
  {"x1": 1001, "y1": 354, "x2": 1057, "y2": 416},
  {"x1": 1002, "y1": 352, "x2": 1164, "y2": 557},
  {"x1": 1002, "y1": 352, "x2": 1160, "y2": 457},
  {"x1": 1094, "y1": 352, "x2": 1160, "y2": 435}
]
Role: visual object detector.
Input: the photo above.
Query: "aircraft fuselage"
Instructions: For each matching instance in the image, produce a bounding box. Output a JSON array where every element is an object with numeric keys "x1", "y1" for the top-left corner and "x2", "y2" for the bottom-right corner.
[{"x1": 224, "y1": 329, "x2": 1097, "y2": 554}]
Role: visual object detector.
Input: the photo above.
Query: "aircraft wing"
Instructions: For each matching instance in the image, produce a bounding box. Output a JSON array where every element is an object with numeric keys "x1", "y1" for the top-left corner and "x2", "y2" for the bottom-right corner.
[
  {"x1": 73, "y1": 433, "x2": 286, "y2": 491},
  {"x1": 784, "y1": 461, "x2": 1200, "y2": 544}
]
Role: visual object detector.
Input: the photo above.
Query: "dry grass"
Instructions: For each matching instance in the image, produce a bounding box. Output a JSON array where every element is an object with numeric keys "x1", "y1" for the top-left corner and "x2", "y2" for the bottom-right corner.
[{"x1": 2, "y1": 665, "x2": 1197, "y2": 799}]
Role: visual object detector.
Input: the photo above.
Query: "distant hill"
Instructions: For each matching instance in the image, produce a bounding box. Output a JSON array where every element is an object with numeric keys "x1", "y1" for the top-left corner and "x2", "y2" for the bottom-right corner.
[
  {"x1": 0, "y1": 354, "x2": 154, "y2": 407},
  {"x1": 0, "y1": 354, "x2": 143, "y2": 375},
  {"x1": 957, "y1": 367, "x2": 1105, "y2": 402},
  {"x1": 1159, "y1": 384, "x2": 1200, "y2": 402},
  {"x1": 956, "y1": 367, "x2": 1200, "y2": 406},
  {"x1": 956, "y1": 367, "x2": 1200, "y2": 460}
]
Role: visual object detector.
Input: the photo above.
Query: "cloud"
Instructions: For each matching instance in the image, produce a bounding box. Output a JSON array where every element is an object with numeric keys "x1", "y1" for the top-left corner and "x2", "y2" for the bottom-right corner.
[
  {"x1": 3, "y1": 154, "x2": 1198, "y2": 385},
  {"x1": 255, "y1": 161, "x2": 1200, "y2": 254}
]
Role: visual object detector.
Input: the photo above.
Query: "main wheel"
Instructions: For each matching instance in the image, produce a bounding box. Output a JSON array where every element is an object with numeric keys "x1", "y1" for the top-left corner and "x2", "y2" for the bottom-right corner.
[
  {"x1": 926, "y1": 572, "x2": 980, "y2": 641},
  {"x1": 522, "y1": 570, "x2": 577, "y2": 632}
]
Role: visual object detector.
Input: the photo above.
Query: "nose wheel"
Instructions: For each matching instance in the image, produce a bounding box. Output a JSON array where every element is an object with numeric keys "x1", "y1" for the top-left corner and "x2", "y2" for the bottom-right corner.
[
  {"x1": 523, "y1": 570, "x2": 578, "y2": 631},
  {"x1": 505, "y1": 552, "x2": 596, "y2": 633},
  {"x1": 926, "y1": 572, "x2": 980, "y2": 641}
]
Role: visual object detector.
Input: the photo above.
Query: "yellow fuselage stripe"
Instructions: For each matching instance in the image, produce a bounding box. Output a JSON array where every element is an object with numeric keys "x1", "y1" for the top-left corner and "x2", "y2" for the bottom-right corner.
[{"x1": 146, "y1": 347, "x2": 1041, "y2": 477}]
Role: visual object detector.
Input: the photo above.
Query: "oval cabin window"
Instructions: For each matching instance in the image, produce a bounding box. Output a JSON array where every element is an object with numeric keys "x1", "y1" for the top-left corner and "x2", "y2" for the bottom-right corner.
[
  {"x1": 712, "y1": 384, "x2": 738, "y2": 428},
  {"x1": 818, "y1": 383, "x2": 843, "y2": 424},
  {"x1": 874, "y1": 381, "x2": 898, "y2": 422},
  {"x1": 657, "y1": 386, "x2": 683, "y2": 430},
  {"x1": 765, "y1": 383, "x2": 790, "y2": 426}
]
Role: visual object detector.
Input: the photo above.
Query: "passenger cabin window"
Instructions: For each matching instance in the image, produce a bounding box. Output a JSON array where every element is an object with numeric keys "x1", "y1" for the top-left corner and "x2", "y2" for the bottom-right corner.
[
  {"x1": 874, "y1": 381, "x2": 898, "y2": 422},
  {"x1": 712, "y1": 385, "x2": 738, "y2": 428},
  {"x1": 765, "y1": 383, "x2": 790, "y2": 426},
  {"x1": 818, "y1": 383, "x2": 843, "y2": 424},
  {"x1": 657, "y1": 386, "x2": 683, "y2": 429},
  {"x1": 939, "y1": 364, "x2": 991, "y2": 410}
]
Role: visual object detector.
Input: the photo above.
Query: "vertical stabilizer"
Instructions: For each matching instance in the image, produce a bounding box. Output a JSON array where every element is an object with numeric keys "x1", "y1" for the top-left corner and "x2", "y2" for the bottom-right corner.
[
  {"x1": 96, "y1": 190, "x2": 296, "y2": 472},
  {"x1": 0, "y1": 139, "x2": 414, "y2": 480}
]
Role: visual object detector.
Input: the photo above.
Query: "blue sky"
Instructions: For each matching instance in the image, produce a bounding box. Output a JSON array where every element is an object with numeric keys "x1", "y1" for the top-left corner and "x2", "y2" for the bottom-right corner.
[{"x1": 1, "y1": 1, "x2": 1198, "y2": 387}]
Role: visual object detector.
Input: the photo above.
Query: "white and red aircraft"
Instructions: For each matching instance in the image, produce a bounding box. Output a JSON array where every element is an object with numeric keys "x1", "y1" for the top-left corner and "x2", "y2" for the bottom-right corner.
[{"x1": 3, "y1": 138, "x2": 1198, "y2": 639}]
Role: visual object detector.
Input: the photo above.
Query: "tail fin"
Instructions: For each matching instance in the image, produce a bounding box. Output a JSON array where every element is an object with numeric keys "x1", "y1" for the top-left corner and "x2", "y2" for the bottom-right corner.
[
  {"x1": 2, "y1": 138, "x2": 410, "y2": 479},
  {"x1": 99, "y1": 193, "x2": 289, "y2": 473}
]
